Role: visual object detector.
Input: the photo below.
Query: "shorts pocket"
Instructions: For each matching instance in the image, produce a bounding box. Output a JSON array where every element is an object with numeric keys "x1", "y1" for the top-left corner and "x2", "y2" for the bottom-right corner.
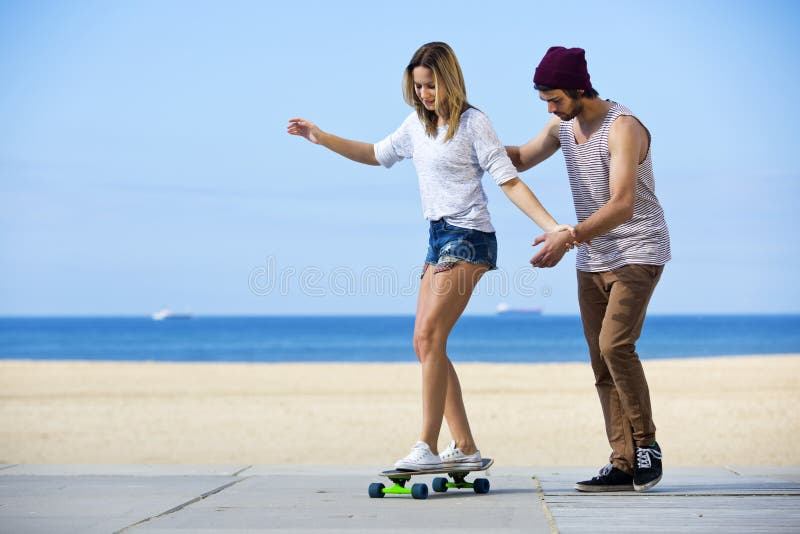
[{"x1": 443, "y1": 221, "x2": 476, "y2": 234}]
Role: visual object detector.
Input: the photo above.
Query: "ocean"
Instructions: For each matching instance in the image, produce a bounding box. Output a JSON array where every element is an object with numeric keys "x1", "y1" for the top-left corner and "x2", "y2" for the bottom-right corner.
[{"x1": 1, "y1": 315, "x2": 798, "y2": 363}]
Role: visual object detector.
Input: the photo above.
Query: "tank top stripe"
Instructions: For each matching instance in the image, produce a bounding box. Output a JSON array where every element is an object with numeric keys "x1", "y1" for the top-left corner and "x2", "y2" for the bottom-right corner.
[{"x1": 559, "y1": 102, "x2": 671, "y2": 272}]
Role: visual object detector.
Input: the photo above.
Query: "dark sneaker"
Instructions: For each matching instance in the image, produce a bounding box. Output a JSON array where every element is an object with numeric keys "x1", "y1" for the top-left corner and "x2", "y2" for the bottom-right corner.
[
  {"x1": 575, "y1": 463, "x2": 634, "y2": 492},
  {"x1": 633, "y1": 441, "x2": 663, "y2": 491}
]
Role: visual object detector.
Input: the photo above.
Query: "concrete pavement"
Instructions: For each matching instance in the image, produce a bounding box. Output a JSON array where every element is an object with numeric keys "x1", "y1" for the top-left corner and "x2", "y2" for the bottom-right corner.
[{"x1": 1, "y1": 464, "x2": 798, "y2": 533}]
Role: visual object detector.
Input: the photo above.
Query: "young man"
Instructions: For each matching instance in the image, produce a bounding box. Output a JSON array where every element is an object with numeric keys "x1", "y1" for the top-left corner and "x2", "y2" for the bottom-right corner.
[{"x1": 506, "y1": 46, "x2": 671, "y2": 492}]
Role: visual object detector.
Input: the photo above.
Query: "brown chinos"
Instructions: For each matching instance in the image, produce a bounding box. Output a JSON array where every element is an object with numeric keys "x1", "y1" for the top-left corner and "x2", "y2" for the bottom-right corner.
[{"x1": 577, "y1": 263, "x2": 664, "y2": 475}]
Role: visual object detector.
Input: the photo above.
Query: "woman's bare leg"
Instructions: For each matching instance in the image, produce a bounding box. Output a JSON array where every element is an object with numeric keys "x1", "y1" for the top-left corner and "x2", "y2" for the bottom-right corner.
[{"x1": 413, "y1": 262, "x2": 488, "y2": 454}]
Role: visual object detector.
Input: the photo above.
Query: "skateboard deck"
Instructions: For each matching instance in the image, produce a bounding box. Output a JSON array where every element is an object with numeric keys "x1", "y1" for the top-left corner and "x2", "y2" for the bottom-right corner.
[{"x1": 369, "y1": 459, "x2": 494, "y2": 499}]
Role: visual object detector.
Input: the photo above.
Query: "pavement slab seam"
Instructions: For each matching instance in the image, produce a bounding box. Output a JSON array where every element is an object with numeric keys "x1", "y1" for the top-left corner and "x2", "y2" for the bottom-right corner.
[
  {"x1": 113, "y1": 476, "x2": 250, "y2": 533},
  {"x1": 532, "y1": 475, "x2": 560, "y2": 533},
  {"x1": 231, "y1": 466, "x2": 253, "y2": 477}
]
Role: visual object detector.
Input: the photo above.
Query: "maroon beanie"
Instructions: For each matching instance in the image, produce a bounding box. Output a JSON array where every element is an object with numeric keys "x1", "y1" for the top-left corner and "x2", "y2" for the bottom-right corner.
[{"x1": 533, "y1": 46, "x2": 592, "y2": 91}]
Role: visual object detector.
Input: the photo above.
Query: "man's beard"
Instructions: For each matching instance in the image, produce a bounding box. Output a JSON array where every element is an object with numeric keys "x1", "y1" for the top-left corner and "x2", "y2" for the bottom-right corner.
[{"x1": 557, "y1": 100, "x2": 584, "y2": 121}]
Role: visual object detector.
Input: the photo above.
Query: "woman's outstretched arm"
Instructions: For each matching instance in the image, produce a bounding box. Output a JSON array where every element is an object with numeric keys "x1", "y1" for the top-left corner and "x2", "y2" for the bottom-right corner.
[
  {"x1": 287, "y1": 118, "x2": 380, "y2": 166},
  {"x1": 500, "y1": 177, "x2": 567, "y2": 233}
]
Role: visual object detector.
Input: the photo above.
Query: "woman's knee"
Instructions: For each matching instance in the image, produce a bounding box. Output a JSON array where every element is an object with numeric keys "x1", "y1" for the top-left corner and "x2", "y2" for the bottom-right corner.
[{"x1": 413, "y1": 323, "x2": 446, "y2": 361}]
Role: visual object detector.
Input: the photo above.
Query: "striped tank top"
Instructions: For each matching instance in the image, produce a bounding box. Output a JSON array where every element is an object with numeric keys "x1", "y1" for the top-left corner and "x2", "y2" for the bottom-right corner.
[{"x1": 559, "y1": 102, "x2": 671, "y2": 272}]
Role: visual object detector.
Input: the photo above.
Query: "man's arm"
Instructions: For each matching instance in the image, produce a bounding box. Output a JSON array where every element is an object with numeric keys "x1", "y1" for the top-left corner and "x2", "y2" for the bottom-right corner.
[
  {"x1": 505, "y1": 117, "x2": 561, "y2": 172},
  {"x1": 571, "y1": 115, "x2": 645, "y2": 244}
]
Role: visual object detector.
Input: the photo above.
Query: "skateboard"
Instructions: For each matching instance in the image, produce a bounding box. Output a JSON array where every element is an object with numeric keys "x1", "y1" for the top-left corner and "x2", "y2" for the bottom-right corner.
[{"x1": 368, "y1": 458, "x2": 494, "y2": 500}]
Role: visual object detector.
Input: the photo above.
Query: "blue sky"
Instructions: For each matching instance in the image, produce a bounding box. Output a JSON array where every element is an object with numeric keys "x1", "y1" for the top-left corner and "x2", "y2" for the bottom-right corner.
[{"x1": 1, "y1": 0, "x2": 798, "y2": 316}]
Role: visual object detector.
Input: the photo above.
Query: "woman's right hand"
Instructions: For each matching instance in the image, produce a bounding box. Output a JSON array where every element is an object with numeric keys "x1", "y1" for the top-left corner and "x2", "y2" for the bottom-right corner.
[
  {"x1": 287, "y1": 118, "x2": 322, "y2": 144},
  {"x1": 286, "y1": 119, "x2": 380, "y2": 166}
]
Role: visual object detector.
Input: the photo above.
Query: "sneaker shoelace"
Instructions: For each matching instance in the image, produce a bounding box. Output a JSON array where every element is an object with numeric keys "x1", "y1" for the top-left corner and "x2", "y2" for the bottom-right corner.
[
  {"x1": 404, "y1": 444, "x2": 434, "y2": 463},
  {"x1": 597, "y1": 463, "x2": 613, "y2": 477},
  {"x1": 439, "y1": 441, "x2": 456, "y2": 459},
  {"x1": 636, "y1": 447, "x2": 661, "y2": 469},
  {"x1": 441, "y1": 448, "x2": 460, "y2": 461}
]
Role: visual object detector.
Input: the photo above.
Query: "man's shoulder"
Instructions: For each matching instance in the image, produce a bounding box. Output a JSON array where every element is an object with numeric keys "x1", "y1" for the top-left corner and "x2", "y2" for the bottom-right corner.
[
  {"x1": 610, "y1": 114, "x2": 644, "y2": 129},
  {"x1": 607, "y1": 108, "x2": 651, "y2": 155},
  {"x1": 608, "y1": 101, "x2": 633, "y2": 116},
  {"x1": 608, "y1": 102, "x2": 646, "y2": 126},
  {"x1": 544, "y1": 115, "x2": 562, "y2": 140},
  {"x1": 608, "y1": 112, "x2": 648, "y2": 140}
]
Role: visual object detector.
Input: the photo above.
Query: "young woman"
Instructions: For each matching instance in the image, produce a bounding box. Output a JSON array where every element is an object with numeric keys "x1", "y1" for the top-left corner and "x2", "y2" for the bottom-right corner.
[{"x1": 288, "y1": 42, "x2": 570, "y2": 470}]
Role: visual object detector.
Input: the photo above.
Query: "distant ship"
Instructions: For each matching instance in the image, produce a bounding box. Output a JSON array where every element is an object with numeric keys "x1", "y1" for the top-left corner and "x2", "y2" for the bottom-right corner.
[
  {"x1": 151, "y1": 308, "x2": 193, "y2": 320},
  {"x1": 496, "y1": 303, "x2": 542, "y2": 316}
]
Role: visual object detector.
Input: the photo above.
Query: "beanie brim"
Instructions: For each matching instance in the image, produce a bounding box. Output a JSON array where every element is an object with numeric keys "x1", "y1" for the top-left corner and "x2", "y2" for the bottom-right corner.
[{"x1": 534, "y1": 67, "x2": 592, "y2": 91}]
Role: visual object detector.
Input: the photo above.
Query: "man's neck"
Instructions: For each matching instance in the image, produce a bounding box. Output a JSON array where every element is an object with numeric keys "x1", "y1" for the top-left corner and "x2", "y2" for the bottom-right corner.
[
  {"x1": 573, "y1": 99, "x2": 613, "y2": 141},
  {"x1": 575, "y1": 98, "x2": 612, "y2": 126}
]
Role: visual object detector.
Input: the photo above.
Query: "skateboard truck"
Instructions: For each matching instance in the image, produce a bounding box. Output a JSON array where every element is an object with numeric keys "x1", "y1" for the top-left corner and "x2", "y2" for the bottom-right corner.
[
  {"x1": 370, "y1": 475, "x2": 429, "y2": 499},
  {"x1": 432, "y1": 472, "x2": 490, "y2": 493}
]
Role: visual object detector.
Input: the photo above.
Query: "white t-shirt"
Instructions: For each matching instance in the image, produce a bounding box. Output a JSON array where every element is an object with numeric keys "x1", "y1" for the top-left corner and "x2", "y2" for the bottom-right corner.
[{"x1": 374, "y1": 108, "x2": 517, "y2": 233}]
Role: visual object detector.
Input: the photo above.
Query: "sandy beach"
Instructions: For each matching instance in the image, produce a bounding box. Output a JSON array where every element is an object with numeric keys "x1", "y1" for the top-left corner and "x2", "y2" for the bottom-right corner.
[{"x1": 1, "y1": 355, "x2": 798, "y2": 466}]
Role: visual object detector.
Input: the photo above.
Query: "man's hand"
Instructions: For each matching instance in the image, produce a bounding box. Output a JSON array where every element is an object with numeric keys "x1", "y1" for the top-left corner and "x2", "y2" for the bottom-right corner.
[
  {"x1": 530, "y1": 228, "x2": 573, "y2": 268},
  {"x1": 565, "y1": 226, "x2": 590, "y2": 250}
]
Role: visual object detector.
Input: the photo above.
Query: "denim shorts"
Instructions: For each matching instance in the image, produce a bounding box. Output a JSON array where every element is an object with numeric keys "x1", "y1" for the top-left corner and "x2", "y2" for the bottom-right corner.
[{"x1": 424, "y1": 219, "x2": 498, "y2": 274}]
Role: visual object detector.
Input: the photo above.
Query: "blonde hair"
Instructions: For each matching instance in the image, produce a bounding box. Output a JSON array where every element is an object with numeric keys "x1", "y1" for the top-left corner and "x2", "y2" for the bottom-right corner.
[{"x1": 402, "y1": 42, "x2": 472, "y2": 142}]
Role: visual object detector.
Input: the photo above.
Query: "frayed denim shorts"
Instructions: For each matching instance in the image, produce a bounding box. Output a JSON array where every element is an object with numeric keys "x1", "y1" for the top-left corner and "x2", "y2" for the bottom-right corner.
[{"x1": 424, "y1": 219, "x2": 498, "y2": 275}]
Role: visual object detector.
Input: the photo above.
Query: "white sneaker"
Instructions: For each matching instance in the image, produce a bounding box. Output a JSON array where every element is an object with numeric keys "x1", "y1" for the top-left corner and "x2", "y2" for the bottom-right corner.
[
  {"x1": 441, "y1": 440, "x2": 483, "y2": 468},
  {"x1": 393, "y1": 441, "x2": 443, "y2": 471}
]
